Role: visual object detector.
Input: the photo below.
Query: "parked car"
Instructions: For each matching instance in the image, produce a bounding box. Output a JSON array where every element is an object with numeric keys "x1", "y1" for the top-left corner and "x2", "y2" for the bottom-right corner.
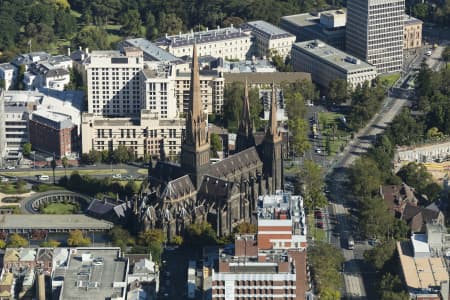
[
  {"x1": 316, "y1": 221, "x2": 324, "y2": 229},
  {"x1": 112, "y1": 174, "x2": 122, "y2": 179},
  {"x1": 314, "y1": 210, "x2": 323, "y2": 219}
]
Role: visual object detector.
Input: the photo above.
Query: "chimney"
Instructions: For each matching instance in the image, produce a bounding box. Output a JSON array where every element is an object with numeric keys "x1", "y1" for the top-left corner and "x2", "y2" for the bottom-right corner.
[
  {"x1": 78, "y1": 46, "x2": 82, "y2": 51},
  {"x1": 230, "y1": 24, "x2": 234, "y2": 28},
  {"x1": 85, "y1": 48, "x2": 89, "y2": 55},
  {"x1": 165, "y1": 33, "x2": 168, "y2": 38},
  {"x1": 67, "y1": 47, "x2": 71, "y2": 56}
]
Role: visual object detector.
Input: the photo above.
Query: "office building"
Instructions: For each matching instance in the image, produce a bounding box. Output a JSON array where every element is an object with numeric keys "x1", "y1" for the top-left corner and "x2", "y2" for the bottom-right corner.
[
  {"x1": 291, "y1": 40, "x2": 377, "y2": 88},
  {"x1": 119, "y1": 38, "x2": 183, "y2": 63},
  {"x1": 280, "y1": 10, "x2": 347, "y2": 50},
  {"x1": 346, "y1": 0, "x2": 404, "y2": 74},
  {"x1": 397, "y1": 230, "x2": 450, "y2": 300},
  {"x1": 85, "y1": 48, "x2": 144, "y2": 117},
  {"x1": 404, "y1": 14, "x2": 423, "y2": 49},
  {"x1": 175, "y1": 69, "x2": 224, "y2": 115},
  {"x1": 241, "y1": 20, "x2": 296, "y2": 59},
  {"x1": 155, "y1": 25, "x2": 251, "y2": 60},
  {"x1": 211, "y1": 191, "x2": 308, "y2": 299},
  {"x1": 1, "y1": 89, "x2": 83, "y2": 160},
  {"x1": 29, "y1": 110, "x2": 78, "y2": 158},
  {"x1": 0, "y1": 63, "x2": 18, "y2": 90}
]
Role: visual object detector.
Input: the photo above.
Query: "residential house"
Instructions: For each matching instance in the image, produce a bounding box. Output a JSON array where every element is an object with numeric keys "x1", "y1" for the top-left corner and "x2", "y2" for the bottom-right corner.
[
  {"x1": 402, "y1": 203, "x2": 445, "y2": 233},
  {"x1": 36, "y1": 248, "x2": 53, "y2": 274},
  {"x1": 380, "y1": 183, "x2": 418, "y2": 217}
]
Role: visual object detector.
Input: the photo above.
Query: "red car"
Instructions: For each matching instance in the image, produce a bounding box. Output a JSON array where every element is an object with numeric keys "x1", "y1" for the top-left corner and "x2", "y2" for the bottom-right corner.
[
  {"x1": 316, "y1": 221, "x2": 324, "y2": 228},
  {"x1": 314, "y1": 210, "x2": 323, "y2": 219}
]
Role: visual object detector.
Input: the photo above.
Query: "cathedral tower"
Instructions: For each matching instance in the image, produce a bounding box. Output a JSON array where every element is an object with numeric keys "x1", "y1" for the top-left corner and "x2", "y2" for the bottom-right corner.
[
  {"x1": 263, "y1": 84, "x2": 283, "y2": 192},
  {"x1": 180, "y1": 44, "x2": 210, "y2": 187},
  {"x1": 236, "y1": 79, "x2": 255, "y2": 152}
]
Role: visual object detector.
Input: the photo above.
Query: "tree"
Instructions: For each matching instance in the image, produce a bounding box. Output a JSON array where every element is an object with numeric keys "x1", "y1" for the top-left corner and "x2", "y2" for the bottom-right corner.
[
  {"x1": 0, "y1": 240, "x2": 6, "y2": 249},
  {"x1": 397, "y1": 162, "x2": 436, "y2": 198},
  {"x1": 109, "y1": 226, "x2": 134, "y2": 252},
  {"x1": 379, "y1": 273, "x2": 409, "y2": 300},
  {"x1": 309, "y1": 242, "x2": 344, "y2": 297},
  {"x1": 40, "y1": 240, "x2": 61, "y2": 247},
  {"x1": 62, "y1": 156, "x2": 68, "y2": 176},
  {"x1": 112, "y1": 145, "x2": 131, "y2": 163},
  {"x1": 210, "y1": 133, "x2": 223, "y2": 157},
  {"x1": 8, "y1": 233, "x2": 28, "y2": 247},
  {"x1": 289, "y1": 118, "x2": 311, "y2": 156},
  {"x1": 72, "y1": 27, "x2": 109, "y2": 50},
  {"x1": 158, "y1": 12, "x2": 184, "y2": 35},
  {"x1": 234, "y1": 222, "x2": 257, "y2": 234},
  {"x1": 125, "y1": 180, "x2": 140, "y2": 196},
  {"x1": 442, "y1": 46, "x2": 450, "y2": 68},
  {"x1": 67, "y1": 230, "x2": 91, "y2": 246},
  {"x1": 51, "y1": 158, "x2": 57, "y2": 184},
  {"x1": 297, "y1": 160, "x2": 327, "y2": 210},
  {"x1": 120, "y1": 9, "x2": 142, "y2": 36},
  {"x1": 185, "y1": 222, "x2": 217, "y2": 246},
  {"x1": 284, "y1": 92, "x2": 307, "y2": 120},
  {"x1": 327, "y1": 78, "x2": 349, "y2": 105},
  {"x1": 171, "y1": 235, "x2": 183, "y2": 246},
  {"x1": 364, "y1": 240, "x2": 396, "y2": 270},
  {"x1": 349, "y1": 157, "x2": 382, "y2": 197},
  {"x1": 22, "y1": 142, "x2": 32, "y2": 157}
]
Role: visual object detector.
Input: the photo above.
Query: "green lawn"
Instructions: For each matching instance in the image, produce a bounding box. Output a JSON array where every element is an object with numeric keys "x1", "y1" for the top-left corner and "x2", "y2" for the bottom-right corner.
[
  {"x1": 40, "y1": 202, "x2": 79, "y2": 214},
  {"x1": 318, "y1": 112, "x2": 350, "y2": 157},
  {"x1": 0, "y1": 183, "x2": 30, "y2": 194},
  {"x1": 378, "y1": 72, "x2": 401, "y2": 87},
  {"x1": 307, "y1": 214, "x2": 326, "y2": 242},
  {"x1": 32, "y1": 184, "x2": 66, "y2": 193}
]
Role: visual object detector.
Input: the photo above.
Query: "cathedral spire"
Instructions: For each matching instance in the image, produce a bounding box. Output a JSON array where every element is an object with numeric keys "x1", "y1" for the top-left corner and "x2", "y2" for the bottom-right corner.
[
  {"x1": 190, "y1": 43, "x2": 201, "y2": 131},
  {"x1": 236, "y1": 79, "x2": 255, "y2": 152},
  {"x1": 266, "y1": 83, "x2": 281, "y2": 141},
  {"x1": 180, "y1": 43, "x2": 210, "y2": 188},
  {"x1": 239, "y1": 78, "x2": 253, "y2": 134}
]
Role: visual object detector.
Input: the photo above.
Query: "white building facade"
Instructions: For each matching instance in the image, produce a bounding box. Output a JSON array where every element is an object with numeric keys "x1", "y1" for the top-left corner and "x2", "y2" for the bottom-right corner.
[
  {"x1": 0, "y1": 63, "x2": 18, "y2": 90},
  {"x1": 291, "y1": 40, "x2": 377, "y2": 88},
  {"x1": 241, "y1": 20, "x2": 296, "y2": 59},
  {"x1": 155, "y1": 25, "x2": 251, "y2": 60},
  {"x1": 346, "y1": 0, "x2": 404, "y2": 74}
]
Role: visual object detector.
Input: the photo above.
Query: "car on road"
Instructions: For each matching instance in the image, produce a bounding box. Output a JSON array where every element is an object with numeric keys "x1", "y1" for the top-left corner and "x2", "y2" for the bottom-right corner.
[
  {"x1": 37, "y1": 175, "x2": 49, "y2": 181},
  {"x1": 426, "y1": 50, "x2": 432, "y2": 56},
  {"x1": 314, "y1": 210, "x2": 323, "y2": 219},
  {"x1": 316, "y1": 221, "x2": 324, "y2": 228},
  {"x1": 347, "y1": 235, "x2": 355, "y2": 250},
  {"x1": 123, "y1": 175, "x2": 133, "y2": 180},
  {"x1": 6, "y1": 166, "x2": 15, "y2": 170},
  {"x1": 112, "y1": 174, "x2": 122, "y2": 179},
  {"x1": 315, "y1": 148, "x2": 321, "y2": 154}
]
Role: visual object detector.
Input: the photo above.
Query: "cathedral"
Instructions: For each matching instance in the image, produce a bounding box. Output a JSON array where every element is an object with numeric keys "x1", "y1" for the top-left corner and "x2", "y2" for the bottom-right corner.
[{"x1": 138, "y1": 45, "x2": 283, "y2": 239}]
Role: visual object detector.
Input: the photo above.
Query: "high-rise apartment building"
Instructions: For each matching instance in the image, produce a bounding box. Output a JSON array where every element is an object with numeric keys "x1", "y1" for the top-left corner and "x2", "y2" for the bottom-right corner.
[
  {"x1": 85, "y1": 48, "x2": 144, "y2": 117},
  {"x1": 346, "y1": 0, "x2": 404, "y2": 74}
]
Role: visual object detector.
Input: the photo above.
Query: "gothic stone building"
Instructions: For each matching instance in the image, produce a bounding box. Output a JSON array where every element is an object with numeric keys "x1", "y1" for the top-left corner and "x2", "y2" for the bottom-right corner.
[{"x1": 138, "y1": 45, "x2": 283, "y2": 239}]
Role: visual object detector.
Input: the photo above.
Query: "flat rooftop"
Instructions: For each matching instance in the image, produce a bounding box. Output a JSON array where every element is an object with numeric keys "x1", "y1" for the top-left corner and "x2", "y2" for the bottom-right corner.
[
  {"x1": 0, "y1": 215, "x2": 113, "y2": 231},
  {"x1": 397, "y1": 241, "x2": 449, "y2": 290},
  {"x1": 155, "y1": 26, "x2": 248, "y2": 48},
  {"x1": 223, "y1": 72, "x2": 311, "y2": 85},
  {"x1": 404, "y1": 14, "x2": 423, "y2": 25},
  {"x1": 61, "y1": 248, "x2": 127, "y2": 300},
  {"x1": 241, "y1": 20, "x2": 294, "y2": 39},
  {"x1": 293, "y1": 40, "x2": 376, "y2": 73},
  {"x1": 122, "y1": 38, "x2": 182, "y2": 62}
]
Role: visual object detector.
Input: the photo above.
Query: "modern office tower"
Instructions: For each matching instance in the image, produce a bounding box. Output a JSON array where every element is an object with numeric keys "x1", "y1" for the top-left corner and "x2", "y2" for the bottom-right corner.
[{"x1": 346, "y1": 0, "x2": 405, "y2": 74}]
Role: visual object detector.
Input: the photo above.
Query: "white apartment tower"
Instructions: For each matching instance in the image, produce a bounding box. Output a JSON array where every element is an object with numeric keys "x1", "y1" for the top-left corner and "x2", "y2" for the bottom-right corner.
[
  {"x1": 86, "y1": 48, "x2": 144, "y2": 117},
  {"x1": 346, "y1": 0, "x2": 404, "y2": 74}
]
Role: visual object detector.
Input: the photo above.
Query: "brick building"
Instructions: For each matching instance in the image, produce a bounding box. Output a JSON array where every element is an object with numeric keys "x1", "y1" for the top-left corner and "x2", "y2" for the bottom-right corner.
[
  {"x1": 29, "y1": 110, "x2": 77, "y2": 158},
  {"x1": 211, "y1": 191, "x2": 309, "y2": 299}
]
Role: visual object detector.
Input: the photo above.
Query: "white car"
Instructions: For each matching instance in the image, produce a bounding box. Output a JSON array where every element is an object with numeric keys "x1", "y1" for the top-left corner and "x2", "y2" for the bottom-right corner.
[
  {"x1": 6, "y1": 166, "x2": 15, "y2": 170},
  {"x1": 0, "y1": 176, "x2": 9, "y2": 183},
  {"x1": 112, "y1": 174, "x2": 122, "y2": 179},
  {"x1": 315, "y1": 148, "x2": 322, "y2": 154},
  {"x1": 425, "y1": 50, "x2": 432, "y2": 56}
]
